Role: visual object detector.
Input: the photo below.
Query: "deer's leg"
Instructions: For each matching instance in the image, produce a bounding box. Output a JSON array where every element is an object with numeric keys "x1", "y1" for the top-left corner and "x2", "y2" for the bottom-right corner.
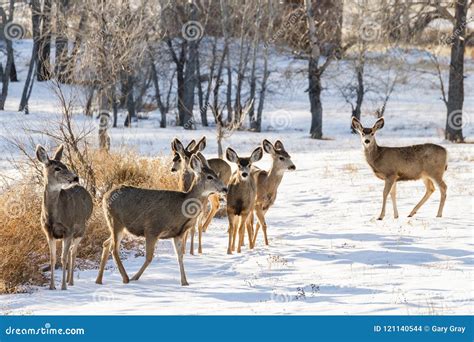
[
  {"x1": 189, "y1": 226, "x2": 195, "y2": 255},
  {"x1": 182, "y1": 231, "x2": 188, "y2": 255},
  {"x1": 408, "y1": 178, "x2": 435, "y2": 217},
  {"x1": 96, "y1": 237, "x2": 112, "y2": 285},
  {"x1": 111, "y1": 230, "x2": 129, "y2": 284},
  {"x1": 131, "y1": 235, "x2": 158, "y2": 281},
  {"x1": 246, "y1": 214, "x2": 254, "y2": 249},
  {"x1": 173, "y1": 236, "x2": 189, "y2": 286},
  {"x1": 255, "y1": 208, "x2": 269, "y2": 245},
  {"x1": 201, "y1": 194, "x2": 220, "y2": 233},
  {"x1": 434, "y1": 179, "x2": 447, "y2": 218},
  {"x1": 237, "y1": 215, "x2": 247, "y2": 253},
  {"x1": 252, "y1": 210, "x2": 261, "y2": 247},
  {"x1": 47, "y1": 237, "x2": 57, "y2": 290},
  {"x1": 390, "y1": 183, "x2": 399, "y2": 219},
  {"x1": 227, "y1": 212, "x2": 235, "y2": 254},
  {"x1": 378, "y1": 178, "x2": 395, "y2": 220},
  {"x1": 231, "y1": 215, "x2": 239, "y2": 252},
  {"x1": 67, "y1": 237, "x2": 82, "y2": 286},
  {"x1": 61, "y1": 237, "x2": 73, "y2": 290}
]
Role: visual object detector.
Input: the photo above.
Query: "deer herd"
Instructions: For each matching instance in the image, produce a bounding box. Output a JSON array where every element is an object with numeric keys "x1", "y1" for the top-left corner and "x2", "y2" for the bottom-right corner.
[{"x1": 35, "y1": 117, "x2": 448, "y2": 290}]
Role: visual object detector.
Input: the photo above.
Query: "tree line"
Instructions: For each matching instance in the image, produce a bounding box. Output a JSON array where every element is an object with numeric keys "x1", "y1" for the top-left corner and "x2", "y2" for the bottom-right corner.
[{"x1": 0, "y1": 0, "x2": 472, "y2": 142}]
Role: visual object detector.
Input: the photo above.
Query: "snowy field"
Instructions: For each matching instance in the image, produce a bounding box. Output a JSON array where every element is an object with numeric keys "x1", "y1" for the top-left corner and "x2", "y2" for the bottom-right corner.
[{"x1": 0, "y1": 41, "x2": 473, "y2": 315}]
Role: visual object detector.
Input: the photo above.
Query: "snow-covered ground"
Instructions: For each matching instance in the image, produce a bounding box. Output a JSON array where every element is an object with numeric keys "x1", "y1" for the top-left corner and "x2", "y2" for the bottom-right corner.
[{"x1": 0, "y1": 40, "x2": 473, "y2": 315}]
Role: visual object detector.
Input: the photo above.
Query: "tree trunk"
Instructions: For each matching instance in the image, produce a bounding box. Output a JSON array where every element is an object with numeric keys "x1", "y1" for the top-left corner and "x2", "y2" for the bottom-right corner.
[
  {"x1": 305, "y1": 0, "x2": 323, "y2": 139},
  {"x1": 9, "y1": 59, "x2": 17, "y2": 81},
  {"x1": 204, "y1": 38, "x2": 217, "y2": 122},
  {"x1": 182, "y1": 3, "x2": 199, "y2": 130},
  {"x1": 0, "y1": 4, "x2": 14, "y2": 110},
  {"x1": 351, "y1": 62, "x2": 364, "y2": 133},
  {"x1": 55, "y1": 0, "x2": 69, "y2": 83},
  {"x1": 150, "y1": 55, "x2": 167, "y2": 128},
  {"x1": 124, "y1": 75, "x2": 136, "y2": 127},
  {"x1": 19, "y1": 0, "x2": 41, "y2": 113},
  {"x1": 308, "y1": 65, "x2": 323, "y2": 139},
  {"x1": 85, "y1": 87, "x2": 94, "y2": 117},
  {"x1": 256, "y1": 42, "x2": 270, "y2": 132},
  {"x1": 197, "y1": 53, "x2": 207, "y2": 126},
  {"x1": 445, "y1": 0, "x2": 467, "y2": 143},
  {"x1": 37, "y1": 0, "x2": 52, "y2": 81}
]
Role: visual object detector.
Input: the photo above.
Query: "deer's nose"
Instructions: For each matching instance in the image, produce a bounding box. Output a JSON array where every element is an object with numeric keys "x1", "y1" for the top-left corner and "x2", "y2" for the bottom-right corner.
[
  {"x1": 242, "y1": 172, "x2": 248, "y2": 178},
  {"x1": 171, "y1": 167, "x2": 177, "y2": 172},
  {"x1": 221, "y1": 187, "x2": 228, "y2": 194},
  {"x1": 288, "y1": 165, "x2": 296, "y2": 171},
  {"x1": 364, "y1": 139, "x2": 370, "y2": 144},
  {"x1": 73, "y1": 176, "x2": 79, "y2": 182}
]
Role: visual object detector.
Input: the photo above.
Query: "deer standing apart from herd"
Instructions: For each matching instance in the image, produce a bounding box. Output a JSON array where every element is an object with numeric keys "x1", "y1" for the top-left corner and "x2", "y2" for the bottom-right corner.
[
  {"x1": 35, "y1": 115, "x2": 448, "y2": 289},
  {"x1": 352, "y1": 117, "x2": 447, "y2": 219}
]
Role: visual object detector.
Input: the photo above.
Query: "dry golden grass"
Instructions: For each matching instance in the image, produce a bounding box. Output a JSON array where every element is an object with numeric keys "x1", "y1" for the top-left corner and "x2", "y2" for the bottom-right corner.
[
  {"x1": 342, "y1": 163, "x2": 359, "y2": 173},
  {"x1": 0, "y1": 149, "x2": 178, "y2": 294}
]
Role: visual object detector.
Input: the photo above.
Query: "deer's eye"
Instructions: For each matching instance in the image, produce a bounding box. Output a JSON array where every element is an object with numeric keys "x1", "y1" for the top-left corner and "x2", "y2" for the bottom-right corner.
[
  {"x1": 279, "y1": 157, "x2": 284, "y2": 161},
  {"x1": 55, "y1": 167, "x2": 61, "y2": 171},
  {"x1": 207, "y1": 175, "x2": 213, "y2": 180}
]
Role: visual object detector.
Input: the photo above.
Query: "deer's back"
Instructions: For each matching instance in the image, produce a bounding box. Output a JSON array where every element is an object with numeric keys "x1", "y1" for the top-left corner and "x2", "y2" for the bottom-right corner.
[
  {"x1": 367, "y1": 143, "x2": 447, "y2": 181},
  {"x1": 208, "y1": 158, "x2": 232, "y2": 185},
  {"x1": 103, "y1": 185, "x2": 195, "y2": 239}
]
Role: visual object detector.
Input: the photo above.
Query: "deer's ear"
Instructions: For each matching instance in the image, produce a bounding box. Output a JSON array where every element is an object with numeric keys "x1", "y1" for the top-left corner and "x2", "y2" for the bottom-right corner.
[
  {"x1": 185, "y1": 139, "x2": 196, "y2": 152},
  {"x1": 226, "y1": 147, "x2": 238, "y2": 163},
  {"x1": 373, "y1": 117, "x2": 385, "y2": 131},
  {"x1": 36, "y1": 145, "x2": 49, "y2": 164},
  {"x1": 274, "y1": 140, "x2": 285, "y2": 151},
  {"x1": 194, "y1": 136, "x2": 206, "y2": 152},
  {"x1": 189, "y1": 155, "x2": 202, "y2": 174},
  {"x1": 262, "y1": 139, "x2": 275, "y2": 154},
  {"x1": 351, "y1": 117, "x2": 363, "y2": 132},
  {"x1": 52, "y1": 145, "x2": 64, "y2": 161},
  {"x1": 250, "y1": 147, "x2": 263, "y2": 163},
  {"x1": 196, "y1": 152, "x2": 210, "y2": 168},
  {"x1": 172, "y1": 138, "x2": 185, "y2": 154}
]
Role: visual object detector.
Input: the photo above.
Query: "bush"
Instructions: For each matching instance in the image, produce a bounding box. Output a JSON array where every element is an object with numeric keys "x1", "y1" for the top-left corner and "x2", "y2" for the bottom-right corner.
[{"x1": 0, "y1": 149, "x2": 177, "y2": 293}]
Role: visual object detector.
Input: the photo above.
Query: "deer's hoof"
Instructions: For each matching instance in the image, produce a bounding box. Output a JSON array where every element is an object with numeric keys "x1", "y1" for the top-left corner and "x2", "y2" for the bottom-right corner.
[
  {"x1": 49, "y1": 285, "x2": 56, "y2": 290},
  {"x1": 61, "y1": 285, "x2": 67, "y2": 290},
  {"x1": 377, "y1": 217, "x2": 383, "y2": 221},
  {"x1": 122, "y1": 277, "x2": 130, "y2": 284},
  {"x1": 95, "y1": 280, "x2": 103, "y2": 285},
  {"x1": 181, "y1": 281, "x2": 189, "y2": 286}
]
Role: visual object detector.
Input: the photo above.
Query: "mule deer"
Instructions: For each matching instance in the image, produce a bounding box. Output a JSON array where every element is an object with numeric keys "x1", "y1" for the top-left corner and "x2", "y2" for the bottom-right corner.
[
  {"x1": 252, "y1": 140, "x2": 295, "y2": 247},
  {"x1": 36, "y1": 144, "x2": 93, "y2": 290},
  {"x1": 352, "y1": 117, "x2": 448, "y2": 220},
  {"x1": 96, "y1": 155, "x2": 227, "y2": 285},
  {"x1": 171, "y1": 137, "x2": 231, "y2": 254},
  {"x1": 226, "y1": 146, "x2": 263, "y2": 254}
]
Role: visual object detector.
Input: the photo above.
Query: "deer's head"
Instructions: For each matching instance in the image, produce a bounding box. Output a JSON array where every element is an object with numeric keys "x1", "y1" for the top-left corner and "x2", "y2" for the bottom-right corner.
[
  {"x1": 352, "y1": 117, "x2": 385, "y2": 148},
  {"x1": 262, "y1": 139, "x2": 295, "y2": 172},
  {"x1": 171, "y1": 137, "x2": 206, "y2": 173},
  {"x1": 36, "y1": 145, "x2": 79, "y2": 187},
  {"x1": 189, "y1": 153, "x2": 227, "y2": 195},
  {"x1": 226, "y1": 147, "x2": 263, "y2": 180}
]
